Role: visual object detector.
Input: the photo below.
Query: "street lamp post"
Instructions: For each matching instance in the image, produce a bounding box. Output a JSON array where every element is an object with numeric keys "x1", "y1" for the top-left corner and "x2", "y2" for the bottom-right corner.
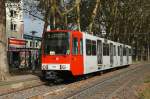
[{"x1": 30, "y1": 31, "x2": 37, "y2": 73}]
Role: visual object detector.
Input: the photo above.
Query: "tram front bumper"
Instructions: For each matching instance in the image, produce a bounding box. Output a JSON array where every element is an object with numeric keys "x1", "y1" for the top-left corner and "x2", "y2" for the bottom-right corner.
[{"x1": 42, "y1": 64, "x2": 70, "y2": 70}]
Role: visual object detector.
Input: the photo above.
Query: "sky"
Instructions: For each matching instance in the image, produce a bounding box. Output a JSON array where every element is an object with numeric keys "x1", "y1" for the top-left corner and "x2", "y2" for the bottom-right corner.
[{"x1": 23, "y1": 14, "x2": 44, "y2": 37}]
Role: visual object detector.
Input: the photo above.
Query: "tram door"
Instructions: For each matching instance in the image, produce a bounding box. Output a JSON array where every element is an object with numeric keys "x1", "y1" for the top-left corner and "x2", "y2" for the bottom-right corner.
[
  {"x1": 97, "y1": 40, "x2": 102, "y2": 69},
  {"x1": 120, "y1": 45, "x2": 123, "y2": 65},
  {"x1": 110, "y1": 43, "x2": 114, "y2": 66},
  {"x1": 127, "y1": 47, "x2": 129, "y2": 64},
  {"x1": 71, "y1": 32, "x2": 83, "y2": 75}
]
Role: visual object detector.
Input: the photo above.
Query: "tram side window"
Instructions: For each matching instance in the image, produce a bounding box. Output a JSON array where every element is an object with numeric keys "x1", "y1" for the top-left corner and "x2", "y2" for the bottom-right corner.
[
  {"x1": 103, "y1": 43, "x2": 106, "y2": 56},
  {"x1": 129, "y1": 48, "x2": 132, "y2": 56},
  {"x1": 107, "y1": 44, "x2": 109, "y2": 55},
  {"x1": 92, "y1": 41, "x2": 96, "y2": 55},
  {"x1": 86, "y1": 39, "x2": 92, "y2": 55},
  {"x1": 103, "y1": 43, "x2": 109, "y2": 56},
  {"x1": 114, "y1": 45, "x2": 116, "y2": 56},
  {"x1": 72, "y1": 38, "x2": 78, "y2": 54},
  {"x1": 126, "y1": 47, "x2": 129, "y2": 56},
  {"x1": 120, "y1": 46, "x2": 123, "y2": 56},
  {"x1": 123, "y1": 47, "x2": 126, "y2": 56},
  {"x1": 80, "y1": 39, "x2": 83, "y2": 54},
  {"x1": 118, "y1": 46, "x2": 120, "y2": 56}
]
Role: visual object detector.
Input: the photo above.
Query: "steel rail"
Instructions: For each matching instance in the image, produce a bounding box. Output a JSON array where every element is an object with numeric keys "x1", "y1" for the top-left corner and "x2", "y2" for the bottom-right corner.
[{"x1": 64, "y1": 65, "x2": 142, "y2": 99}]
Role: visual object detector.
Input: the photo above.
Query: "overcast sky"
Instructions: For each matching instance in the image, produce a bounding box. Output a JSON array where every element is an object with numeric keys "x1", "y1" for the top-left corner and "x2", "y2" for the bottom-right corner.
[{"x1": 23, "y1": 13, "x2": 44, "y2": 37}]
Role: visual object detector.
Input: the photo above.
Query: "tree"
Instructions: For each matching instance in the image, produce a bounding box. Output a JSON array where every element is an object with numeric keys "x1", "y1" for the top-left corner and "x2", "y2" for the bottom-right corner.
[
  {"x1": 34, "y1": 0, "x2": 150, "y2": 61},
  {"x1": 0, "y1": 0, "x2": 10, "y2": 80},
  {"x1": 38, "y1": 0, "x2": 150, "y2": 61},
  {"x1": 88, "y1": 0, "x2": 100, "y2": 34}
]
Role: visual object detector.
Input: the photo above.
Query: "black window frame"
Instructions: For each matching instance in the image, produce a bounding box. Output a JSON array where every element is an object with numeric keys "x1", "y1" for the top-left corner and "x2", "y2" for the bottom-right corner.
[
  {"x1": 10, "y1": 22, "x2": 17, "y2": 31},
  {"x1": 129, "y1": 48, "x2": 132, "y2": 56},
  {"x1": 10, "y1": 10, "x2": 17, "y2": 17},
  {"x1": 86, "y1": 39, "x2": 92, "y2": 55},
  {"x1": 72, "y1": 37, "x2": 78, "y2": 55},
  {"x1": 86, "y1": 39, "x2": 97, "y2": 56},
  {"x1": 30, "y1": 41, "x2": 32, "y2": 47},
  {"x1": 103, "y1": 43, "x2": 109, "y2": 56},
  {"x1": 80, "y1": 39, "x2": 83, "y2": 55},
  {"x1": 123, "y1": 47, "x2": 126, "y2": 56},
  {"x1": 92, "y1": 40, "x2": 96, "y2": 55},
  {"x1": 44, "y1": 32, "x2": 70, "y2": 55},
  {"x1": 114, "y1": 45, "x2": 116, "y2": 56},
  {"x1": 118, "y1": 46, "x2": 120, "y2": 56}
]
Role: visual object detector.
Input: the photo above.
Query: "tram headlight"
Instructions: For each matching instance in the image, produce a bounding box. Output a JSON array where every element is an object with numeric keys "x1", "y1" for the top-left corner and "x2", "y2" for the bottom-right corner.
[{"x1": 42, "y1": 64, "x2": 48, "y2": 70}]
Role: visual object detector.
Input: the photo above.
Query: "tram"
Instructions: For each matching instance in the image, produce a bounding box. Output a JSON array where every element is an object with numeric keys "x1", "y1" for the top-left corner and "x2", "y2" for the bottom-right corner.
[{"x1": 41, "y1": 30, "x2": 132, "y2": 80}]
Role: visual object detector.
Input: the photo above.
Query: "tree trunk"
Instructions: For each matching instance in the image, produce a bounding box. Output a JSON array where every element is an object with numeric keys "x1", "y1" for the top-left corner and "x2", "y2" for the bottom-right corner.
[
  {"x1": 0, "y1": 0, "x2": 10, "y2": 80},
  {"x1": 148, "y1": 44, "x2": 150, "y2": 61},
  {"x1": 42, "y1": 7, "x2": 50, "y2": 37},
  {"x1": 135, "y1": 41, "x2": 138, "y2": 62},
  {"x1": 147, "y1": 34, "x2": 150, "y2": 61},
  {"x1": 140, "y1": 46, "x2": 144, "y2": 62},
  {"x1": 64, "y1": 4, "x2": 68, "y2": 27},
  {"x1": 88, "y1": 0, "x2": 100, "y2": 34},
  {"x1": 76, "y1": 0, "x2": 81, "y2": 31}
]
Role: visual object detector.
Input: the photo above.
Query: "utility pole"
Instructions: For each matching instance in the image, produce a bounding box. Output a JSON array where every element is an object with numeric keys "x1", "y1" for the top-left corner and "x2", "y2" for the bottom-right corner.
[{"x1": 30, "y1": 31, "x2": 37, "y2": 73}]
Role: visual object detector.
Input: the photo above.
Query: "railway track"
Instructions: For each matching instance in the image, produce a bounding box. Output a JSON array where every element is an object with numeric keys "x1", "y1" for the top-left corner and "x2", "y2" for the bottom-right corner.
[
  {"x1": 63, "y1": 65, "x2": 143, "y2": 99},
  {"x1": 1, "y1": 63, "x2": 147, "y2": 99},
  {"x1": 29, "y1": 64, "x2": 144, "y2": 99}
]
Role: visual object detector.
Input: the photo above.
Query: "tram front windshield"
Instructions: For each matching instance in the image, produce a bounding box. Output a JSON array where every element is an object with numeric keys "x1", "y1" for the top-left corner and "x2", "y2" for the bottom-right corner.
[{"x1": 44, "y1": 32, "x2": 70, "y2": 55}]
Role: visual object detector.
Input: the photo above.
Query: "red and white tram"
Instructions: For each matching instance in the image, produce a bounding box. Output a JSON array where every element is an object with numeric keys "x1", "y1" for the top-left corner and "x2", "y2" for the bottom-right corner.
[{"x1": 41, "y1": 30, "x2": 132, "y2": 80}]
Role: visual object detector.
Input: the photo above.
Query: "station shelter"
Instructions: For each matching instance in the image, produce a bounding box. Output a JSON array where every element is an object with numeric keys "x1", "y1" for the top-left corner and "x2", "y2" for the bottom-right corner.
[{"x1": 8, "y1": 38, "x2": 40, "y2": 72}]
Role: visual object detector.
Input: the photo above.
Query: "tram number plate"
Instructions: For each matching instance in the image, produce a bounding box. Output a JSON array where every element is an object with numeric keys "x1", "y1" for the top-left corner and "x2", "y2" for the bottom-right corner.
[{"x1": 48, "y1": 64, "x2": 60, "y2": 70}]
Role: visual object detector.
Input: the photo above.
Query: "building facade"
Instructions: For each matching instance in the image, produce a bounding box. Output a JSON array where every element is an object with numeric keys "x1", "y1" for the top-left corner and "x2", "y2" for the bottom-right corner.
[
  {"x1": 5, "y1": 0, "x2": 24, "y2": 39},
  {"x1": 5, "y1": 0, "x2": 43, "y2": 70},
  {"x1": 23, "y1": 34, "x2": 41, "y2": 49}
]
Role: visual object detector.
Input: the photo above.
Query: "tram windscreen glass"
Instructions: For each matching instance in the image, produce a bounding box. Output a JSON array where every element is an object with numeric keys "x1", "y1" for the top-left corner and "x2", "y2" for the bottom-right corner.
[{"x1": 44, "y1": 32, "x2": 70, "y2": 55}]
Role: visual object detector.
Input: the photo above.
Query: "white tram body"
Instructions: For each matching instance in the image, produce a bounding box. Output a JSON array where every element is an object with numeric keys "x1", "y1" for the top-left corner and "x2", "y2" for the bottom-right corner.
[
  {"x1": 83, "y1": 33, "x2": 132, "y2": 74},
  {"x1": 41, "y1": 30, "x2": 132, "y2": 78}
]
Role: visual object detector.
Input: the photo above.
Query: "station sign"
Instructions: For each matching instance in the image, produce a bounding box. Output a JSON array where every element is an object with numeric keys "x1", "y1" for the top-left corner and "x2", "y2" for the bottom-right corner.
[{"x1": 8, "y1": 38, "x2": 26, "y2": 48}]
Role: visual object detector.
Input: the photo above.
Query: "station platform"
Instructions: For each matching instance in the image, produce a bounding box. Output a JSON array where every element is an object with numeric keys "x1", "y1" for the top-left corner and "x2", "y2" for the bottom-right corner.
[{"x1": 0, "y1": 70, "x2": 43, "y2": 96}]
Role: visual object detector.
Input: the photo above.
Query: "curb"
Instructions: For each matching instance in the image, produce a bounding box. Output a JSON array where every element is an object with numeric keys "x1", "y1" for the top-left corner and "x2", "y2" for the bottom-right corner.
[{"x1": 0, "y1": 77, "x2": 44, "y2": 96}]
